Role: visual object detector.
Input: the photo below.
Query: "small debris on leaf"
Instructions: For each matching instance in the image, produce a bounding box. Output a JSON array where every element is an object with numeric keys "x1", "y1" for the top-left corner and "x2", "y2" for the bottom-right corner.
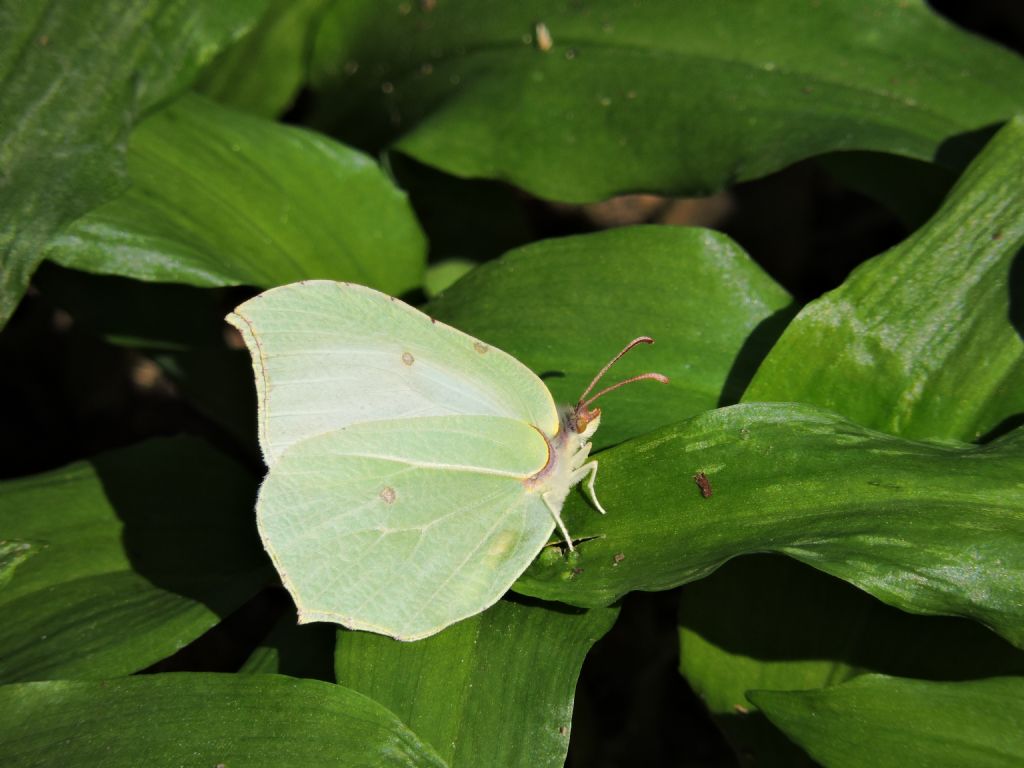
[
  {"x1": 694, "y1": 471, "x2": 712, "y2": 498},
  {"x1": 535, "y1": 22, "x2": 553, "y2": 52}
]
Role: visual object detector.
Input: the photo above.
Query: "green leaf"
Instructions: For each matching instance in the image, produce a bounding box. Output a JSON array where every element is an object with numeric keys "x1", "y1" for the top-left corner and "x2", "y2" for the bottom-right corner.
[
  {"x1": 749, "y1": 675, "x2": 1024, "y2": 768},
  {"x1": 423, "y1": 259, "x2": 477, "y2": 298},
  {"x1": 677, "y1": 555, "x2": 1024, "y2": 766},
  {"x1": 515, "y1": 403, "x2": 1024, "y2": 649},
  {"x1": 48, "y1": 93, "x2": 426, "y2": 295},
  {"x1": 0, "y1": 0, "x2": 265, "y2": 327},
  {"x1": 197, "y1": 0, "x2": 331, "y2": 117},
  {"x1": 746, "y1": 116, "x2": 1024, "y2": 442},
  {"x1": 336, "y1": 598, "x2": 618, "y2": 768},
  {"x1": 0, "y1": 673, "x2": 447, "y2": 768},
  {"x1": 310, "y1": 0, "x2": 1024, "y2": 202},
  {"x1": 427, "y1": 226, "x2": 793, "y2": 449},
  {"x1": 0, "y1": 437, "x2": 267, "y2": 682}
]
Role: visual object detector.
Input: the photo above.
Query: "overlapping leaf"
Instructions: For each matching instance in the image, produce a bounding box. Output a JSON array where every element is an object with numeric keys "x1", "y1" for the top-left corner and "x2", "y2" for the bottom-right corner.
[
  {"x1": 0, "y1": 0, "x2": 265, "y2": 327},
  {"x1": 197, "y1": 0, "x2": 330, "y2": 117},
  {"x1": 515, "y1": 403, "x2": 1024, "y2": 649},
  {"x1": 750, "y1": 675, "x2": 1024, "y2": 767},
  {"x1": 311, "y1": 0, "x2": 1024, "y2": 202},
  {"x1": 428, "y1": 225, "x2": 792, "y2": 448},
  {"x1": 746, "y1": 116, "x2": 1024, "y2": 442},
  {"x1": 0, "y1": 438, "x2": 267, "y2": 682},
  {"x1": 336, "y1": 599, "x2": 618, "y2": 768},
  {"x1": 0, "y1": 674, "x2": 446, "y2": 767},
  {"x1": 677, "y1": 556, "x2": 1024, "y2": 766},
  {"x1": 48, "y1": 93, "x2": 426, "y2": 296}
]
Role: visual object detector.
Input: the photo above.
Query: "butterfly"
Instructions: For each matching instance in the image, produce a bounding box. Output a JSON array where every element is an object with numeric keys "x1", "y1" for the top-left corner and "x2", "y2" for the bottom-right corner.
[{"x1": 228, "y1": 280, "x2": 666, "y2": 640}]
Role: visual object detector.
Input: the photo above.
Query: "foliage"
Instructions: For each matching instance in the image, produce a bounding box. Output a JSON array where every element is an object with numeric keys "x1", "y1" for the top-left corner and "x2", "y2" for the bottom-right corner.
[{"x1": 1, "y1": 1, "x2": 1022, "y2": 765}]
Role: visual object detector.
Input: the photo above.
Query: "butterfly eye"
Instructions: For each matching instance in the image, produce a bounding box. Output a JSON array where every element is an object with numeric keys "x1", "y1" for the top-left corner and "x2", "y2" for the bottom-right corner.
[{"x1": 575, "y1": 406, "x2": 601, "y2": 433}]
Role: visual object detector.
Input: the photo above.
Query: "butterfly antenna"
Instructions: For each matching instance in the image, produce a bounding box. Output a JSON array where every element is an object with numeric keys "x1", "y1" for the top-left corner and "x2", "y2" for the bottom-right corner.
[{"x1": 577, "y1": 337, "x2": 669, "y2": 412}]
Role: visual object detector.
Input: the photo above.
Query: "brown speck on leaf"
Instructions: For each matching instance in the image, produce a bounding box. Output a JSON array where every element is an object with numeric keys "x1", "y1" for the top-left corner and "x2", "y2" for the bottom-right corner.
[
  {"x1": 402, "y1": 351, "x2": 415, "y2": 366},
  {"x1": 473, "y1": 341, "x2": 489, "y2": 354},
  {"x1": 694, "y1": 472, "x2": 712, "y2": 498},
  {"x1": 612, "y1": 552, "x2": 625, "y2": 566},
  {"x1": 992, "y1": 231, "x2": 1003, "y2": 240},
  {"x1": 38, "y1": 35, "x2": 49, "y2": 46},
  {"x1": 570, "y1": 566, "x2": 584, "y2": 578},
  {"x1": 558, "y1": 725, "x2": 569, "y2": 736},
  {"x1": 381, "y1": 81, "x2": 395, "y2": 94},
  {"x1": 421, "y1": 0, "x2": 437, "y2": 10},
  {"x1": 380, "y1": 486, "x2": 397, "y2": 504}
]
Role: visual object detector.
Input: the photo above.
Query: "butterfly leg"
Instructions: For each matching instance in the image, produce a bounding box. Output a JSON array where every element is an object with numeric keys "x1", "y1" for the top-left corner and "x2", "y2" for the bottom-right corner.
[
  {"x1": 573, "y1": 460, "x2": 606, "y2": 515},
  {"x1": 542, "y1": 491, "x2": 576, "y2": 551}
]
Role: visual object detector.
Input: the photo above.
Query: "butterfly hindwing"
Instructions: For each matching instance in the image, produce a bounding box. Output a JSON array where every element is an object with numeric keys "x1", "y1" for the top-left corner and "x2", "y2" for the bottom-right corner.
[{"x1": 257, "y1": 415, "x2": 555, "y2": 640}]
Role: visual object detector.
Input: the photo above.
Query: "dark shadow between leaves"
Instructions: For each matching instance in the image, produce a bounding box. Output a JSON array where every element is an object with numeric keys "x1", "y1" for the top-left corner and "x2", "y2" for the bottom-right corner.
[
  {"x1": 539, "y1": 370, "x2": 567, "y2": 382},
  {"x1": 1009, "y1": 245, "x2": 1024, "y2": 341},
  {"x1": 95, "y1": 438, "x2": 271, "y2": 621},
  {"x1": 978, "y1": 412, "x2": 1024, "y2": 444},
  {"x1": 715, "y1": 709, "x2": 814, "y2": 768},
  {"x1": 677, "y1": 554, "x2": 1024, "y2": 681},
  {"x1": 718, "y1": 304, "x2": 800, "y2": 407},
  {"x1": 934, "y1": 122, "x2": 1003, "y2": 171},
  {"x1": 502, "y1": 589, "x2": 598, "y2": 618}
]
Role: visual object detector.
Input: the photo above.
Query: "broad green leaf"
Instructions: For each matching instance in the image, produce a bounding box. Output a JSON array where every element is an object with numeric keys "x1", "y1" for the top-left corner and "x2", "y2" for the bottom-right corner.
[
  {"x1": 749, "y1": 675, "x2": 1024, "y2": 768},
  {"x1": 0, "y1": 438, "x2": 267, "y2": 682},
  {"x1": 0, "y1": 673, "x2": 446, "y2": 768},
  {"x1": 310, "y1": 0, "x2": 1024, "y2": 203},
  {"x1": 427, "y1": 226, "x2": 793, "y2": 449},
  {"x1": 48, "y1": 93, "x2": 426, "y2": 295},
  {"x1": 746, "y1": 116, "x2": 1024, "y2": 442},
  {"x1": 0, "y1": 0, "x2": 265, "y2": 327},
  {"x1": 677, "y1": 555, "x2": 1024, "y2": 767},
  {"x1": 515, "y1": 403, "x2": 1024, "y2": 649},
  {"x1": 197, "y1": 0, "x2": 331, "y2": 117},
  {"x1": 336, "y1": 598, "x2": 618, "y2": 768}
]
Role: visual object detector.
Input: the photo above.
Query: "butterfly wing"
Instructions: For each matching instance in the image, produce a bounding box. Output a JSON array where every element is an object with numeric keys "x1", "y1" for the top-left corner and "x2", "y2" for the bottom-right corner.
[
  {"x1": 227, "y1": 281, "x2": 559, "y2": 465},
  {"x1": 256, "y1": 415, "x2": 555, "y2": 640}
]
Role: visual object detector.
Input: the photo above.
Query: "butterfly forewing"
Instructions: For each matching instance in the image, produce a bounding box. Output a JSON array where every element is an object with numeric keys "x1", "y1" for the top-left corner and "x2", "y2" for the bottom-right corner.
[{"x1": 228, "y1": 281, "x2": 559, "y2": 465}]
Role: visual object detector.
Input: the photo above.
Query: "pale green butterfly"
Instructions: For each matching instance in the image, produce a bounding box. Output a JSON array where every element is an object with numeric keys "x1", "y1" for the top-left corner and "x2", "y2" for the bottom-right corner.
[{"x1": 227, "y1": 280, "x2": 667, "y2": 640}]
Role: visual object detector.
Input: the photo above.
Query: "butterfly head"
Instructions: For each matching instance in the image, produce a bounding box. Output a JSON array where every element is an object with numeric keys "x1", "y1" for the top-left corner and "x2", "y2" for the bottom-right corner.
[{"x1": 568, "y1": 403, "x2": 602, "y2": 439}]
